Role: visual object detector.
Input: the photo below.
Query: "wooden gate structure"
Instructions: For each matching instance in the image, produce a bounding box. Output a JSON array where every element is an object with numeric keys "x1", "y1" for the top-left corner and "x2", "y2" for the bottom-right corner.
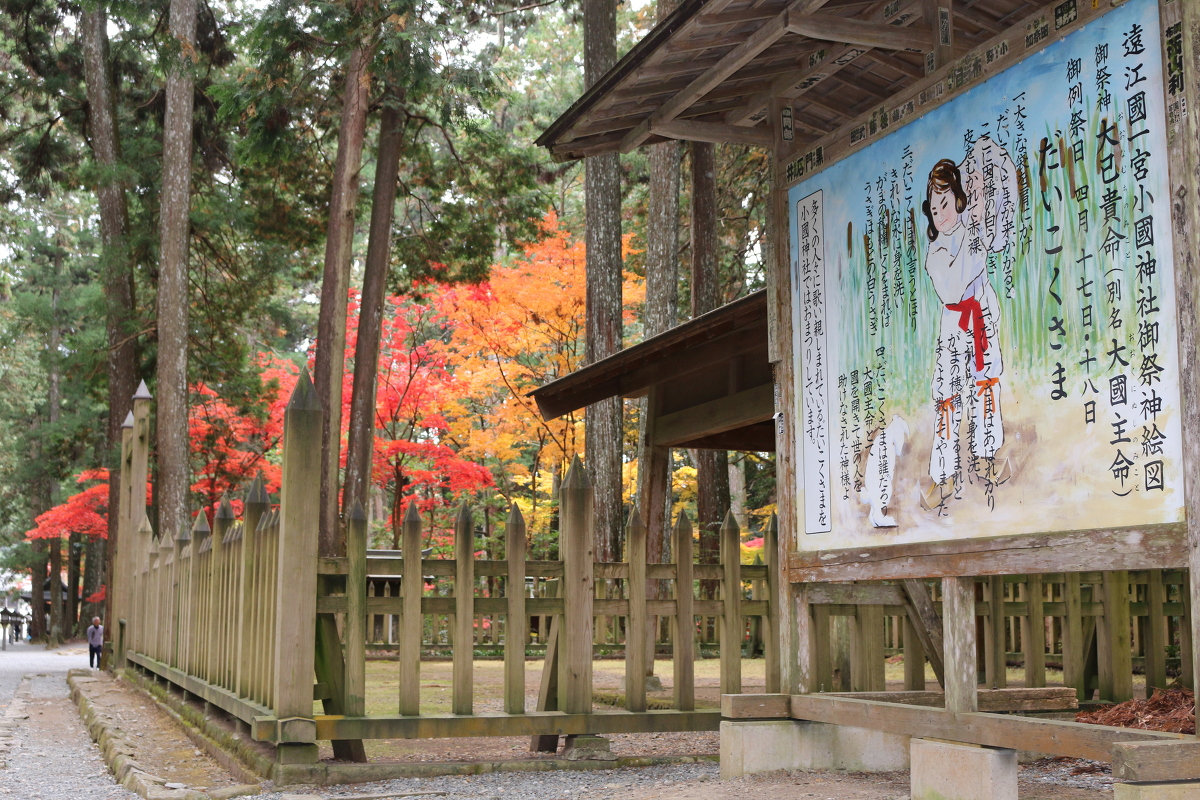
[
  {"x1": 108, "y1": 375, "x2": 774, "y2": 782},
  {"x1": 536, "y1": 0, "x2": 1200, "y2": 789}
]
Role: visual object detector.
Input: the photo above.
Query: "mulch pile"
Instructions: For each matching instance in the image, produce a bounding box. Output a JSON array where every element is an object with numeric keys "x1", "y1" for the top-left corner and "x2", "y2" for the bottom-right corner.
[{"x1": 1075, "y1": 686, "x2": 1196, "y2": 734}]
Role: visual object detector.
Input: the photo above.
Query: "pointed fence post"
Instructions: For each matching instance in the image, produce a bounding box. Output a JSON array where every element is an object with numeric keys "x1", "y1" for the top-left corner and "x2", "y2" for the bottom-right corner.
[
  {"x1": 173, "y1": 522, "x2": 191, "y2": 671},
  {"x1": 273, "y1": 370, "x2": 321, "y2": 763},
  {"x1": 189, "y1": 510, "x2": 210, "y2": 679},
  {"x1": 672, "y1": 511, "x2": 695, "y2": 711},
  {"x1": 210, "y1": 498, "x2": 233, "y2": 685},
  {"x1": 720, "y1": 509, "x2": 742, "y2": 695},
  {"x1": 112, "y1": 412, "x2": 135, "y2": 668},
  {"x1": 505, "y1": 505, "x2": 527, "y2": 715},
  {"x1": 238, "y1": 476, "x2": 268, "y2": 699},
  {"x1": 345, "y1": 501, "x2": 367, "y2": 717},
  {"x1": 400, "y1": 503, "x2": 423, "y2": 716},
  {"x1": 453, "y1": 502, "x2": 476, "y2": 715},
  {"x1": 625, "y1": 503, "x2": 647, "y2": 712},
  {"x1": 558, "y1": 457, "x2": 594, "y2": 715}
]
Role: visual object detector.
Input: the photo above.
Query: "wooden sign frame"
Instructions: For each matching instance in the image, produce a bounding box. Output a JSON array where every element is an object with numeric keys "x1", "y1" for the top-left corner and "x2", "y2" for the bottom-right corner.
[{"x1": 765, "y1": 0, "x2": 1200, "y2": 707}]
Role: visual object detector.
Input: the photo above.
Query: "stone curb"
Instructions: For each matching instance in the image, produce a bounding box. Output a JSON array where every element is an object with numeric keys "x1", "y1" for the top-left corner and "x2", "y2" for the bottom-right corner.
[
  {"x1": 67, "y1": 669, "x2": 261, "y2": 800},
  {"x1": 0, "y1": 674, "x2": 34, "y2": 770},
  {"x1": 118, "y1": 668, "x2": 272, "y2": 785}
]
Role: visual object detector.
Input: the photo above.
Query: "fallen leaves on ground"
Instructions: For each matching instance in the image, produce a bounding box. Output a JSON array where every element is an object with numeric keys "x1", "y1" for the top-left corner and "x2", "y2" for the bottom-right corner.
[{"x1": 1075, "y1": 686, "x2": 1196, "y2": 734}]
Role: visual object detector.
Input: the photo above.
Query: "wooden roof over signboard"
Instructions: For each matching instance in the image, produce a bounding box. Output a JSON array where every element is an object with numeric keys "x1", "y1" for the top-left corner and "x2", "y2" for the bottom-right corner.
[
  {"x1": 530, "y1": 290, "x2": 775, "y2": 451},
  {"x1": 537, "y1": 0, "x2": 1051, "y2": 161}
]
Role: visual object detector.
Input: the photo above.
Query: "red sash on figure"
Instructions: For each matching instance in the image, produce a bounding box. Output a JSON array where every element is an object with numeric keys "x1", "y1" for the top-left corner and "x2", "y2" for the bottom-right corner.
[{"x1": 945, "y1": 296, "x2": 987, "y2": 372}]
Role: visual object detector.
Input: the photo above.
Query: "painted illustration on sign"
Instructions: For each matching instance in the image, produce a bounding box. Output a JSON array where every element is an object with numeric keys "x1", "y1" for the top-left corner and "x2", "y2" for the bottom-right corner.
[{"x1": 789, "y1": 0, "x2": 1184, "y2": 549}]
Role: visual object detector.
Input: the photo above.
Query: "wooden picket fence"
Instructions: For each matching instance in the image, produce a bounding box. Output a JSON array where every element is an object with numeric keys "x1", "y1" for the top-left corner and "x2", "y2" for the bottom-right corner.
[
  {"x1": 115, "y1": 376, "x2": 778, "y2": 767},
  {"x1": 805, "y1": 572, "x2": 1193, "y2": 704}
]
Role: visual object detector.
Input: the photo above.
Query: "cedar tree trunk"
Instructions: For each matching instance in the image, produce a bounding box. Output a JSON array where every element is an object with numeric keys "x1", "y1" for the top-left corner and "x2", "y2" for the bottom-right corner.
[
  {"x1": 314, "y1": 46, "x2": 372, "y2": 560},
  {"x1": 690, "y1": 142, "x2": 729, "y2": 594},
  {"x1": 155, "y1": 0, "x2": 198, "y2": 554},
  {"x1": 583, "y1": 0, "x2": 623, "y2": 563},
  {"x1": 82, "y1": 8, "x2": 139, "y2": 644},
  {"x1": 344, "y1": 101, "x2": 403, "y2": 518}
]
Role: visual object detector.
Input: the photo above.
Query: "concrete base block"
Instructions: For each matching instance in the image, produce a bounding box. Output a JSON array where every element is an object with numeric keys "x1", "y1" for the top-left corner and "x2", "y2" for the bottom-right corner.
[
  {"x1": 719, "y1": 719, "x2": 910, "y2": 779},
  {"x1": 910, "y1": 738, "x2": 1017, "y2": 800},
  {"x1": 561, "y1": 734, "x2": 618, "y2": 761},
  {"x1": 1115, "y1": 783, "x2": 1200, "y2": 800}
]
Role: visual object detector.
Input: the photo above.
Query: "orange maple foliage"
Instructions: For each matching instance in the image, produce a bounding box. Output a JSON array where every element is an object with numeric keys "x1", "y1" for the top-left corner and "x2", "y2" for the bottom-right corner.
[{"x1": 433, "y1": 212, "x2": 642, "y2": 532}]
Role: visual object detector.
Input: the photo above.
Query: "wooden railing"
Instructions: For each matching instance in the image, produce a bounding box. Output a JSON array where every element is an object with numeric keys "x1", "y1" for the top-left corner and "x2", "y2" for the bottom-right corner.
[
  {"x1": 115, "y1": 375, "x2": 778, "y2": 766},
  {"x1": 804, "y1": 572, "x2": 1193, "y2": 703}
]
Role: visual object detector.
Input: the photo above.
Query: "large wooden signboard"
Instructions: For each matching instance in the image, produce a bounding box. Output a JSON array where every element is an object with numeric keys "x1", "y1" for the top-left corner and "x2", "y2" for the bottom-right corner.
[{"x1": 786, "y1": 0, "x2": 1185, "y2": 553}]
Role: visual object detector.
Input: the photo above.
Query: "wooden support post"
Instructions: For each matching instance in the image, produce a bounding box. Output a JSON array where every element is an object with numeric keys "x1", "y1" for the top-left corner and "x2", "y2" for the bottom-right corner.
[
  {"x1": 813, "y1": 604, "x2": 832, "y2": 693},
  {"x1": 530, "y1": 580, "x2": 561, "y2": 753},
  {"x1": 922, "y1": 0, "x2": 953, "y2": 74},
  {"x1": 453, "y1": 502, "x2": 475, "y2": 716},
  {"x1": 273, "y1": 370, "x2": 321, "y2": 763},
  {"x1": 903, "y1": 616, "x2": 925, "y2": 691},
  {"x1": 505, "y1": 505, "x2": 527, "y2": 715},
  {"x1": 625, "y1": 503, "x2": 648, "y2": 712},
  {"x1": 1024, "y1": 574, "x2": 1046, "y2": 689},
  {"x1": 853, "y1": 600, "x2": 885, "y2": 692},
  {"x1": 987, "y1": 575, "x2": 1007, "y2": 688},
  {"x1": 1064, "y1": 571, "x2": 1085, "y2": 700},
  {"x1": 720, "y1": 510, "x2": 742, "y2": 695},
  {"x1": 763, "y1": 513, "x2": 781, "y2": 694},
  {"x1": 1163, "y1": 0, "x2": 1200, "y2": 715},
  {"x1": 1144, "y1": 571, "x2": 1166, "y2": 694},
  {"x1": 344, "y1": 501, "x2": 367, "y2": 717},
  {"x1": 901, "y1": 579, "x2": 945, "y2": 688},
  {"x1": 672, "y1": 511, "x2": 695, "y2": 711},
  {"x1": 795, "y1": 583, "x2": 813, "y2": 694},
  {"x1": 942, "y1": 576, "x2": 978, "y2": 713},
  {"x1": 1183, "y1": 588, "x2": 1194, "y2": 690},
  {"x1": 1101, "y1": 571, "x2": 1133, "y2": 702},
  {"x1": 400, "y1": 503, "x2": 422, "y2": 716},
  {"x1": 558, "y1": 457, "x2": 594, "y2": 715}
]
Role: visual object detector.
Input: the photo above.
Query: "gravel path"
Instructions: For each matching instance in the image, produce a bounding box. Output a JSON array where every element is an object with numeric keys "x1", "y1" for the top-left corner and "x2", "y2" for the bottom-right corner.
[{"x1": 0, "y1": 643, "x2": 136, "y2": 799}]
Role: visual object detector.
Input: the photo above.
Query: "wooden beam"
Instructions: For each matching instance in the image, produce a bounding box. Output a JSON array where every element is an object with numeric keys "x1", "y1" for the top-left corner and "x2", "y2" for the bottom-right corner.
[
  {"x1": 788, "y1": 523, "x2": 1187, "y2": 581},
  {"x1": 620, "y1": 3, "x2": 799, "y2": 153},
  {"x1": 721, "y1": 693, "x2": 791, "y2": 719},
  {"x1": 786, "y1": 12, "x2": 933, "y2": 51},
  {"x1": 824, "y1": 687, "x2": 1077, "y2": 713},
  {"x1": 901, "y1": 579, "x2": 946, "y2": 688},
  {"x1": 726, "y1": 0, "x2": 922, "y2": 125},
  {"x1": 314, "y1": 709, "x2": 721, "y2": 742},
  {"x1": 807, "y1": 583, "x2": 904, "y2": 606},
  {"x1": 1112, "y1": 740, "x2": 1200, "y2": 782},
  {"x1": 787, "y1": 694, "x2": 1185, "y2": 761},
  {"x1": 653, "y1": 119, "x2": 773, "y2": 146},
  {"x1": 654, "y1": 383, "x2": 774, "y2": 446}
]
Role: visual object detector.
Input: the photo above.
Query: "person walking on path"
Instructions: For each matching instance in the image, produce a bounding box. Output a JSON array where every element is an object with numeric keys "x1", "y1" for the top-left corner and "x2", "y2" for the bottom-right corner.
[{"x1": 86, "y1": 617, "x2": 103, "y2": 669}]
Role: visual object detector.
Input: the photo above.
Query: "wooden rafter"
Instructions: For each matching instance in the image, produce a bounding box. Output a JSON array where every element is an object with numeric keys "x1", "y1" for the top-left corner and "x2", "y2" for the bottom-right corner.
[
  {"x1": 724, "y1": 0, "x2": 923, "y2": 125},
  {"x1": 785, "y1": 11, "x2": 933, "y2": 51},
  {"x1": 620, "y1": 0, "x2": 833, "y2": 153},
  {"x1": 651, "y1": 119, "x2": 773, "y2": 146}
]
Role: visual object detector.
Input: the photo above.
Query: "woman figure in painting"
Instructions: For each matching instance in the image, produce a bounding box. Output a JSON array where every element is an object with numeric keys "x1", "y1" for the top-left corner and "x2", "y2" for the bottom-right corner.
[{"x1": 921, "y1": 140, "x2": 1015, "y2": 509}]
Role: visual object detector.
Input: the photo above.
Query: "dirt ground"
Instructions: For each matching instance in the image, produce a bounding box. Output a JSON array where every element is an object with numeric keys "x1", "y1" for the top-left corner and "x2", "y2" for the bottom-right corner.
[
  {"x1": 340, "y1": 654, "x2": 1146, "y2": 763},
  {"x1": 597, "y1": 762, "x2": 1112, "y2": 800},
  {"x1": 74, "y1": 670, "x2": 244, "y2": 792},
  {"x1": 67, "y1": 658, "x2": 1121, "y2": 799},
  {"x1": 338, "y1": 656, "x2": 742, "y2": 762}
]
